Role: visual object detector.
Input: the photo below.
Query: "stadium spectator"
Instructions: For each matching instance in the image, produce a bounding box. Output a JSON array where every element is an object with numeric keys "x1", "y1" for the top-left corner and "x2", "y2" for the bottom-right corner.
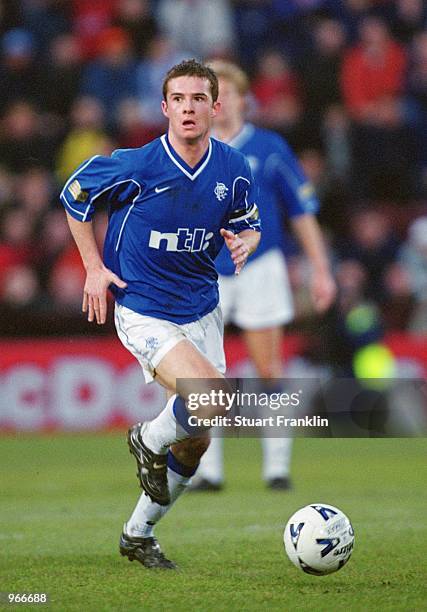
[
  {"x1": 156, "y1": 0, "x2": 235, "y2": 59},
  {"x1": 381, "y1": 260, "x2": 415, "y2": 330},
  {"x1": 55, "y1": 96, "x2": 113, "y2": 183},
  {"x1": 1, "y1": 264, "x2": 41, "y2": 309},
  {"x1": 328, "y1": 0, "x2": 376, "y2": 43},
  {"x1": 391, "y1": 0, "x2": 426, "y2": 45},
  {"x1": 341, "y1": 17, "x2": 417, "y2": 199},
  {"x1": 80, "y1": 26, "x2": 138, "y2": 126},
  {"x1": 71, "y1": 0, "x2": 116, "y2": 59},
  {"x1": 398, "y1": 216, "x2": 427, "y2": 331},
  {"x1": 405, "y1": 31, "x2": 427, "y2": 191},
  {"x1": 113, "y1": 0, "x2": 158, "y2": 58},
  {"x1": 322, "y1": 105, "x2": 352, "y2": 183},
  {"x1": 48, "y1": 243, "x2": 87, "y2": 314},
  {"x1": 251, "y1": 49, "x2": 302, "y2": 134},
  {"x1": 232, "y1": 0, "x2": 276, "y2": 73},
  {"x1": 21, "y1": 0, "x2": 70, "y2": 57},
  {"x1": 36, "y1": 208, "x2": 73, "y2": 290},
  {"x1": 299, "y1": 18, "x2": 346, "y2": 134},
  {"x1": 0, "y1": 1, "x2": 424, "y2": 341},
  {"x1": 296, "y1": 144, "x2": 350, "y2": 237},
  {"x1": 336, "y1": 208, "x2": 401, "y2": 304},
  {"x1": 0, "y1": 27, "x2": 44, "y2": 115},
  {"x1": 114, "y1": 99, "x2": 163, "y2": 149},
  {"x1": 0, "y1": 2, "x2": 23, "y2": 35},
  {"x1": 341, "y1": 16, "x2": 407, "y2": 123},
  {"x1": 43, "y1": 33, "x2": 83, "y2": 119},
  {"x1": 0, "y1": 207, "x2": 35, "y2": 288},
  {"x1": 15, "y1": 167, "x2": 53, "y2": 217},
  {"x1": 0, "y1": 100, "x2": 56, "y2": 172},
  {"x1": 0, "y1": 166, "x2": 15, "y2": 211}
]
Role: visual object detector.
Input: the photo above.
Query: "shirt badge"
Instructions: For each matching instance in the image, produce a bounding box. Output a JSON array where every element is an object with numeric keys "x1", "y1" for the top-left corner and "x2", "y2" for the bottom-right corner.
[
  {"x1": 214, "y1": 182, "x2": 228, "y2": 202},
  {"x1": 68, "y1": 179, "x2": 89, "y2": 202}
]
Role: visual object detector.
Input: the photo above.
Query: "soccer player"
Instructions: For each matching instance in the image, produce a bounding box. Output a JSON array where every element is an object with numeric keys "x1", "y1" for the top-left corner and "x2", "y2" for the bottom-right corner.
[
  {"x1": 192, "y1": 60, "x2": 336, "y2": 491},
  {"x1": 60, "y1": 59, "x2": 261, "y2": 569}
]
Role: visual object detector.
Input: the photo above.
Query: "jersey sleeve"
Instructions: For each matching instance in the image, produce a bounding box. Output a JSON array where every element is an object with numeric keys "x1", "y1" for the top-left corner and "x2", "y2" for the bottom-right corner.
[
  {"x1": 266, "y1": 136, "x2": 319, "y2": 218},
  {"x1": 226, "y1": 157, "x2": 261, "y2": 234},
  {"x1": 60, "y1": 152, "x2": 142, "y2": 222}
]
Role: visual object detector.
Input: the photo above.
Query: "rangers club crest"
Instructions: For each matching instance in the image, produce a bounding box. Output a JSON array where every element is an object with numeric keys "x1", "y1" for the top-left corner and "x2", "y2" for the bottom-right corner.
[
  {"x1": 214, "y1": 182, "x2": 228, "y2": 201},
  {"x1": 145, "y1": 337, "x2": 158, "y2": 349}
]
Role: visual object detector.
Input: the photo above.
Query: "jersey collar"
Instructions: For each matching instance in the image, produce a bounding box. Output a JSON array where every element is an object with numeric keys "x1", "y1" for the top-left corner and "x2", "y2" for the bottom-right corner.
[
  {"x1": 160, "y1": 134, "x2": 212, "y2": 181},
  {"x1": 227, "y1": 123, "x2": 255, "y2": 150}
]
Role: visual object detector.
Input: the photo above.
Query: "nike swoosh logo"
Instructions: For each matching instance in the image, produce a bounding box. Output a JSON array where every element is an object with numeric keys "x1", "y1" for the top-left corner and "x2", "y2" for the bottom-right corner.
[
  {"x1": 154, "y1": 186, "x2": 171, "y2": 194},
  {"x1": 153, "y1": 462, "x2": 165, "y2": 469}
]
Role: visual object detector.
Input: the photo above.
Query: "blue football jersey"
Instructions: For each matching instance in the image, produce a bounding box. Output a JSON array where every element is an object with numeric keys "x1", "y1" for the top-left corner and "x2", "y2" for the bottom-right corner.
[
  {"x1": 60, "y1": 135, "x2": 260, "y2": 323},
  {"x1": 214, "y1": 123, "x2": 319, "y2": 276}
]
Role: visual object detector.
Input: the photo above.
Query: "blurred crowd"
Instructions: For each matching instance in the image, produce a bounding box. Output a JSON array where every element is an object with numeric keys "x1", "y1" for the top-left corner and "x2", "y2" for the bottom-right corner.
[{"x1": 0, "y1": 0, "x2": 426, "y2": 339}]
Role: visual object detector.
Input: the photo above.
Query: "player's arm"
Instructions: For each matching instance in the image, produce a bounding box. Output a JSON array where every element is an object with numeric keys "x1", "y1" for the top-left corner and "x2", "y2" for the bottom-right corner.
[
  {"x1": 66, "y1": 212, "x2": 127, "y2": 324},
  {"x1": 60, "y1": 153, "x2": 136, "y2": 323},
  {"x1": 224, "y1": 158, "x2": 261, "y2": 275},
  {"x1": 290, "y1": 213, "x2": 336, "y2": 313},
  {"x1": 271, "y1": 136, "x2": 336, "y2": 312},
  {"x1": 220, "y1": 228, "x2": 261, "y2": 275}
]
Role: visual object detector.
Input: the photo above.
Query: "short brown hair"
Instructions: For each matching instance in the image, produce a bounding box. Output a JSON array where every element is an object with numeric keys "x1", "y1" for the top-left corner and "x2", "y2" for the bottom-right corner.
[
  {"x1": 162, "y1": 59, "x2": 219, "y2": 102},
  {"x1": 205, "y1": 60, "x2": 249, "y2": 96}
]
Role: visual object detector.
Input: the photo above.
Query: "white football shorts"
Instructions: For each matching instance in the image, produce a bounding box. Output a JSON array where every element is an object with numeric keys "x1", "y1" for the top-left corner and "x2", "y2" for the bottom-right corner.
[
  {"x1": 219, "y1": 248, "x2": 294, "y2": 330},
  {"x1": 114, "y1": 303, "x2": 226, "y2": 383}
]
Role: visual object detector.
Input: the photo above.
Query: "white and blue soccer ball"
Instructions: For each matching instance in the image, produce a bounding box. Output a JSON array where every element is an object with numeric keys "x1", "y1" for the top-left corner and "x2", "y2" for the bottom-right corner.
[{"x1": 284, "y1": 503, "x2": 354, "y2": 576}]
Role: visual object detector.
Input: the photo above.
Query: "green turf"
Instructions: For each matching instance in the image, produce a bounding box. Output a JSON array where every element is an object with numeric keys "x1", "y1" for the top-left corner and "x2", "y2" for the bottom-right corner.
[{"x1": 0, "y1": 435, "x2": 426, "y2": 611}]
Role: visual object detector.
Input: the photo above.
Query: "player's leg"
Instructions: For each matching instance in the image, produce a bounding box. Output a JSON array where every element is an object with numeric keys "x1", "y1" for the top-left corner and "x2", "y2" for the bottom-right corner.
[
  {"x1": 243, "y1": 312, "x2": 293, "y2": 489},
  {"x1": 198, "y1": 250, "x2": 295, "y2": 490},
  {"x1": 237, "y1": 250, "x2": 294, "y2": 489},
  {"x1": 117, "y1": 305, "x2": 226, "y2": 567},
  {"x1": 125, "y1": 336, "x2": 229, "y2": 511},
  {"x1": 121, "y1": 434, "x2": 210, "y2": 568},
  {"x1": 196, "y1": 262, "x2": 291, "y2": 489},
  {"x1": 136, "y1": 338, "x2": 225, "y2": 457},
  {"x1": 116, "y1": 304, "x2": 227, "y2": 457},
  {"x1": 190, "y1": 436, "x2": 224, "y2": 490},
  {"x1": 243, "y1": 326, "x2": 294, "y2": 489}
]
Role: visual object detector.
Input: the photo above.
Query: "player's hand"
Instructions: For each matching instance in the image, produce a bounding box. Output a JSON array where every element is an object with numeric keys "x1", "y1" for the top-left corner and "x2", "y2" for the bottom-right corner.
[
  {"x1": 83, "y1": 266, "x2": 127, "y2": 324},
  {"x1": 220, "y1": 228, "x2": 249, "y2": 275},
  {"x1": 310, "y1": 270, "x2": 336, "y2": 313}
]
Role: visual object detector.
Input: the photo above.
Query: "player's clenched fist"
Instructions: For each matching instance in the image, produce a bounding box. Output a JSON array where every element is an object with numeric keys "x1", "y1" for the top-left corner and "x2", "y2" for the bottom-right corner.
[{"x1": 220, "y1": 228, "x2": 250, "y2": 276}]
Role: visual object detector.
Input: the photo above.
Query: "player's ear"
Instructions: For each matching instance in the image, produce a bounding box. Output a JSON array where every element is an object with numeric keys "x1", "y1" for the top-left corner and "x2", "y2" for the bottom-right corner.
[
  {"x1": 161, "y1": 99, "x2": 169, "y2": 118},
  {"x1": 212, "y1": 100, "x2": 221, "y2": 118}
]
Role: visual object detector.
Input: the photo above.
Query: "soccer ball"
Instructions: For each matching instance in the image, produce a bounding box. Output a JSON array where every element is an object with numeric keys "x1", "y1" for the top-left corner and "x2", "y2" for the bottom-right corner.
[{"x1": 283, "y1": 503, "x2": 354, "y2": 575}]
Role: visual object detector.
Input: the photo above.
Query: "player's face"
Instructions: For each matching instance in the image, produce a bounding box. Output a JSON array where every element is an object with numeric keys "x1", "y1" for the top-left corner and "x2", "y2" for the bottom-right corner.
[
  {"x1": 162, "y1": 76, "x2": 220, "y2": 143},
  {"x1": 215, "y1": 77, "x2": 245, "y2": 128}
]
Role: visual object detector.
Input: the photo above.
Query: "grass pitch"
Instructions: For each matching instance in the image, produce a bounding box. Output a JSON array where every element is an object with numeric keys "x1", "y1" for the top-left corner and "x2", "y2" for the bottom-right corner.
[{"x1": 0, "y1": 435, "x2": 426, "y2": 611}]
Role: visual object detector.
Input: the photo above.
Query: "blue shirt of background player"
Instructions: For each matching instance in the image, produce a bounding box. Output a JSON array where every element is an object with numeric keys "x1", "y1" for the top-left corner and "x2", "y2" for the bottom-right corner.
[
  {"x1": 214, "y1": 123, "x2": 319, "y2": 276},
  {"x1": 60, "y1": 135, "x2": 260, "y2": 324}
]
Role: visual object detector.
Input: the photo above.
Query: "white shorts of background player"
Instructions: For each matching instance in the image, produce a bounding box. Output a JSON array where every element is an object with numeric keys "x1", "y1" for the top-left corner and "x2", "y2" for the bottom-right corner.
[{"x1": 219, "y1": 248, "x2": 294, "y2": 329}]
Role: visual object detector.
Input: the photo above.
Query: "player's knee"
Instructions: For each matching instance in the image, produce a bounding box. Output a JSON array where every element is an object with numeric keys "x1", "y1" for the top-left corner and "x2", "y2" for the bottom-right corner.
[
  {"x1": 171, "y1": 436, "x2": 210, "y2": 465},
  {"x1": 257, "y1": 362, "x2": 281, "y2": 379},
  {"x1": 183, "y1": 378, "x2": 232, "y2": 419}
]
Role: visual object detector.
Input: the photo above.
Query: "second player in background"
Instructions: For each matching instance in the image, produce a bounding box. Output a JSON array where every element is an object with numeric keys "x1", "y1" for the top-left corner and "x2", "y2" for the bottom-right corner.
[{"x1": 193, "y1": 60, "x2": 336, "y2": 491}]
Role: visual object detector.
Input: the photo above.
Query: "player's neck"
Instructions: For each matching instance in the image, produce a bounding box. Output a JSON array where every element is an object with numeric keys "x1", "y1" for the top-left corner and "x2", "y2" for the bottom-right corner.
[
  {"x1": 213, "y1": 119, "x2": 244, "y2": 144},
  {"x1": 167, "y1": 130, "x2": 210, "y2": 168}
]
